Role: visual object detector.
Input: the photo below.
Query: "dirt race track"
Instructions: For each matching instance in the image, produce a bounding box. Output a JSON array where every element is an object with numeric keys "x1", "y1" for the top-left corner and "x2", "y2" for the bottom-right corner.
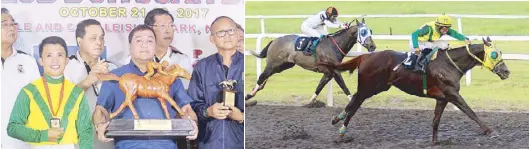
[{"x1": 246, "y1": 105, "x2": 529, "y2": 149}]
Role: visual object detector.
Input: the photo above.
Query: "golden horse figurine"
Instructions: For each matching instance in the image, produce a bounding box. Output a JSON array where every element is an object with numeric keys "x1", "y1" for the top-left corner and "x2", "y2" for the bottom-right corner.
[
  {"x1": 97, "y1": 62, "x2": 192, "y2": 120},
  {"x1": 144, "y1": 61, "x2": 169, "y2": 80}
]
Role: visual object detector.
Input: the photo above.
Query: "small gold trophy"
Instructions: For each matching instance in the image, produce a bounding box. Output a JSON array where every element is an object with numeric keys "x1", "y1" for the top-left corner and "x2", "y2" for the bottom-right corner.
[{"x1": 219, "y1": 80, "x2": 237, "y2": 107}]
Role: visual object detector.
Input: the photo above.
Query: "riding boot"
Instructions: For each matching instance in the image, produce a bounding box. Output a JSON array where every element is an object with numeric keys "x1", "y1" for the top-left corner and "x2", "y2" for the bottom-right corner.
[
  {"x1": 303, "y1": 42, "x2": 314, "y2": 56},
  {"x1": 413, "y1": 54, "x2": 426, "y2": 73}
]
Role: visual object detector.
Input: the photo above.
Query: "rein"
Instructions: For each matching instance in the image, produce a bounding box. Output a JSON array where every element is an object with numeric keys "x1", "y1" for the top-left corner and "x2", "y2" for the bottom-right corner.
[
  {"x1": 445, "y1": 44, "x2": 502, "y2": 74},
  {"x1": 330, "y1": 36, "x2": 347, "y2": 55}
]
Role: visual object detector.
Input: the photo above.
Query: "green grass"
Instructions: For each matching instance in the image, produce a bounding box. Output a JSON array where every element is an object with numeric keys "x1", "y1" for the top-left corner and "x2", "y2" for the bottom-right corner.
[{"x1": 244, "y1": 1, "x2": 529, "y2": 111}]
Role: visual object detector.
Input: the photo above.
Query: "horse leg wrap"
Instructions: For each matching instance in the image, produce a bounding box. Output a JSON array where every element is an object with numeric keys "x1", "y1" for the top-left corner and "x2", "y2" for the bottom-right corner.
[
  {"x1": 338, "y1": 125, "x2": 347, "y2": 137},
  {"x1": 337, "y1": 110, "x2": 348, "y2": 120}
]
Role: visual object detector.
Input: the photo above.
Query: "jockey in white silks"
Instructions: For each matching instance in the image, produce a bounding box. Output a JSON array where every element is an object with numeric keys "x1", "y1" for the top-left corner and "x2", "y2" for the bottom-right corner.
[{"x1": 301, "y1": 6, "x2": 348, "y2": 37}]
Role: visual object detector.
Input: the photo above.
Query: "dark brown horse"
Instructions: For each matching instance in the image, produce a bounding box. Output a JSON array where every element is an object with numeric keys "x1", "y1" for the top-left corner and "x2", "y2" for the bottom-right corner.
[{"x1": 322, "y1": 37, "x2": 510, "y2": 144}]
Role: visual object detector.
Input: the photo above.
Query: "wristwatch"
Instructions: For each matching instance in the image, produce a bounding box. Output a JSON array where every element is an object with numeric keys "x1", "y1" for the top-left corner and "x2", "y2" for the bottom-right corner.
[{"x1": 203, "y1": 108, "x2": 209, "y2": 118}]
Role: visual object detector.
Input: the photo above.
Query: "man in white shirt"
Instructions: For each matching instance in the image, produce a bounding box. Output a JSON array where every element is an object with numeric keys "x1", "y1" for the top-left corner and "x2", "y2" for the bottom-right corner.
[
  {"x1": 301, "y1": 6, "x2": 347, "y2": 37},
  {"x1": 63, "y1": 19, "x2": 116, "y2": 149},
  {"x1": 145, "y1": 8, "x2": 193, "y2": 90},
  {"x1": 1, "y1": 8, "x2": 40, "y2": 149}
]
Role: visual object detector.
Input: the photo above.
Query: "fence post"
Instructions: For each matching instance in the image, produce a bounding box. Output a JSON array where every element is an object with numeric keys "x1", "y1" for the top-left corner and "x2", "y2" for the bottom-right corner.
[
  {"x1": 256, "y1": 16, "x2": 266, "y2": 78},
  {"x1": 457, "y1": 17, "x2": 472, "y2": 86},
  {"x1": 327, "y1": 82, "x2": 333, "y2": 107},
  {"x1": 256, "y1": 36, "x2": 262, "y2": 77},
  {"x1": 260, "y1": 16, "x2": 265, "y2": 35},
  {"x1": 324, "y1": 24, "x2": 334, "y2": 106}
]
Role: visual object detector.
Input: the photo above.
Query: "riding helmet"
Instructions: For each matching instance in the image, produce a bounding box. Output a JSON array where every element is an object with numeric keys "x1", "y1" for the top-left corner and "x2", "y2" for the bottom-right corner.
[
  {"x1": 326, "y1": 6, "x2": 339, "y2": 17},
  {"x1": 435, "y1": 13, "x2": 453, "y2": 27}
]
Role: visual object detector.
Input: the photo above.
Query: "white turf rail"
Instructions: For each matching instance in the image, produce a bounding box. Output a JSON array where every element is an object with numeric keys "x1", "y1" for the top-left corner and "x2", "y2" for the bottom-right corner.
[{"x1": 246, "y1": 14, "x2": 529, "y2": 107}]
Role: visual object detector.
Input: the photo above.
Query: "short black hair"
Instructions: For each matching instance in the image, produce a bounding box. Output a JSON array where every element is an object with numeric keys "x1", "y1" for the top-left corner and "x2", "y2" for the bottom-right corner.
[
  {"x1": 144, "y1": 8, "x2": 174, "y2": 26},
  {"x1": 39, "y1": 36, "x2": 68, "y2": 58},
  {"x1": 128, "y1": 24, "x2": 156, "y2": 43},
  {"x1": 1, "y1": 8, "x2": 9, "y2": 14},
  {"x1": 75, "y1": 19, "x2": 104, "y2": 46},
  {"x1": 210, "y1": 16, "x2": 236, "y2": 35},
  {"x1": 1, "y1": 8, "x2": 15, "y2": 22}
]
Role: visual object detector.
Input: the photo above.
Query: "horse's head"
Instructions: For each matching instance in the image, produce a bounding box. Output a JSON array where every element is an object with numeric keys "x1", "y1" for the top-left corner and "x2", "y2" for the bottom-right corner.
[
  {"x1": 479, "y1": 37, "x2": 510, "y2": 80},
  {"x1": 345, "y1": 18, "x2": 376, "y2": 52},
  {"x1": 167, "y1": 64, "x2": 192, "y2": 80},
  {"x1": 154, "y1": 64, "x2": 192, "y2": 84}
]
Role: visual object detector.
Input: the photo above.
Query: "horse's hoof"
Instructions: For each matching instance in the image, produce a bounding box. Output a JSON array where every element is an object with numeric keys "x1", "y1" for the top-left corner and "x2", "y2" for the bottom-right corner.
[
  {"x1": 338, "y1": 125, "x2": 347, "y2": 137},
  {"x1": 245, "y1": 94, "x2": 254, "y2": 100},
  {"x1": 245, "y1": 100, "x2": 258, "y2": 107},
  {"x1": 489, "y1": 131, "x2": 499, "y2": 138},
  {"x1": 331, "y1": 116, "x2": 341, "y2": 125}
]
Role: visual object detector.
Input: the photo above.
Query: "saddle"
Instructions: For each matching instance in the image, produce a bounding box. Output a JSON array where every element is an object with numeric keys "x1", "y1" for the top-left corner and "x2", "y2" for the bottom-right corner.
[
  {"x1": 293, "y1": 35, "x2": 323, "y2": 56},
  {"x1": 402, "y1": 47, "x2": 440, "y2": 72}
]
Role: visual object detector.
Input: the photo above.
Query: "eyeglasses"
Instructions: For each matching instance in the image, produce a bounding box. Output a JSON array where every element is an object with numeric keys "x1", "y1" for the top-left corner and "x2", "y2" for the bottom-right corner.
[
  {"x1": 212, "y1": 29, "x2": 236, "y2": 37},
  {"x1": 1, "y1": 22, "x2": 18, "y2": 28}
]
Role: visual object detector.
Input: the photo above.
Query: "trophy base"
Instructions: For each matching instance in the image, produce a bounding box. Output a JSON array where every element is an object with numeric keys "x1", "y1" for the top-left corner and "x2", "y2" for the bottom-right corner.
[{"x1": 105, "y1": 119, "x2": 194, "y2": 138}]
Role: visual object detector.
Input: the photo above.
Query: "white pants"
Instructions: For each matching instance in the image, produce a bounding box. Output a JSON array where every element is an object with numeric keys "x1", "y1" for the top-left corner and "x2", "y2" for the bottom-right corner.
[
  {"x1": 301, "y1": 24, "x2": 327, "y2": 37},
  {"x1": 408, "y1": 39, "x2": 449, "y2": 52}
]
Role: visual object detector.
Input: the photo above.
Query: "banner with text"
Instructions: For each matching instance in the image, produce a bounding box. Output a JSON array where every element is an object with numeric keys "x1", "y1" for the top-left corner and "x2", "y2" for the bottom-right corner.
[{"x1": 2, "y1": 0, "x2": 244, "y2": 66}]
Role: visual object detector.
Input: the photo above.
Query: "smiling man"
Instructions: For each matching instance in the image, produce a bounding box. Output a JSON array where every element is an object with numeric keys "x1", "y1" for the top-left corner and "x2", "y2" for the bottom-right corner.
[{"x1": 7, "y1": 36, "x2": 93, "y2": 149}]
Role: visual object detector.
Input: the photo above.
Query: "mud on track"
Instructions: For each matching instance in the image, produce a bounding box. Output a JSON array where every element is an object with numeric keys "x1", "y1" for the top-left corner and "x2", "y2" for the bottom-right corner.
[{"x1": 245, "y1": 105, "x2": 529, "y2": 149}]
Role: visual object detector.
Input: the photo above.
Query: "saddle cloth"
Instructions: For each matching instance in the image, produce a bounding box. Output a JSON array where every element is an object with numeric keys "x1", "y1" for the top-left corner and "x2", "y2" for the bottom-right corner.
[
  {"x1": 402, "y1": 47, "x2": 440, "y2": 69},
  {"x1": 293, "y1": 36, "x2": 321, "y2": 55}
]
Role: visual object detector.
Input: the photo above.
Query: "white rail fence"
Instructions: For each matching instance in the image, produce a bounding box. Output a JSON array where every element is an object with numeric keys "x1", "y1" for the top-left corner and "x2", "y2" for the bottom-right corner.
[{"x1": 245, "y1": 14, "x2": 529, "y2": 107}]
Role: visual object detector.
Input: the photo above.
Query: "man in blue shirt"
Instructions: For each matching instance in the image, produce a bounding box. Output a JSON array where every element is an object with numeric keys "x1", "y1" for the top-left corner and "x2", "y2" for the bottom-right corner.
[
  {"x1": 189, "y1": 16, "x2": 244, "y2": 149},
  {"x1": 92, "y1": 25, "x2": 198, "y2": 149}
]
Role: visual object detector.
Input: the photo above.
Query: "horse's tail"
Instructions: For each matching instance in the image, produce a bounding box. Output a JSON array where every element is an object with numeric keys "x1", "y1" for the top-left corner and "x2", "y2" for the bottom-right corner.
[
  {"x1": 320, "y1": 54, "x2": 370, "y2": 74},
  {"x1": 251, "y1": 41, "x2": 272, "y2": 58},
  {"x1": 97, "y1": 73, "x2": 120, "y2": 82}
]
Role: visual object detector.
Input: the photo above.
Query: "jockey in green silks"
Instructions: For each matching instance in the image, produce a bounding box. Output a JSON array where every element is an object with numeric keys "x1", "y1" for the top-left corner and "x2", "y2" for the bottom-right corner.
[{"x1": 408, "y1": 13, "x2": 471, "y2": 72}]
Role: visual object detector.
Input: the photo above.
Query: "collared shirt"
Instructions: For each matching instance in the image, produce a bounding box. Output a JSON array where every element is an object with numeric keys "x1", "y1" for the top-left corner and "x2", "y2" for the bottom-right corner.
[
  {"x1": 154, "y1": 46, "x2": 194, "y2": 90},
  {"x1": 189, "y1": 51, "x2": 244, "y2": 149},
  {"x1": 96, "y1": 60, "x2": 194, "y2": 149},
  {"x1": 64, "y1": 51, "x2": 118, "y2": 112},
  {"x1": 1, "y1": 47, "x2": 40, "y2": 149}
]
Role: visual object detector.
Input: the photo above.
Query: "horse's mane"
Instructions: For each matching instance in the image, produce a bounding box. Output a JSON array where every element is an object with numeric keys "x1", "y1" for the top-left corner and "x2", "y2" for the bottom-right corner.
[
  {"x1": 326, "y1": 25, "x2": 358, "y2": 37},
  {"x1": 447, "y1": 43, "x2": 484, "y2": 51}
]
